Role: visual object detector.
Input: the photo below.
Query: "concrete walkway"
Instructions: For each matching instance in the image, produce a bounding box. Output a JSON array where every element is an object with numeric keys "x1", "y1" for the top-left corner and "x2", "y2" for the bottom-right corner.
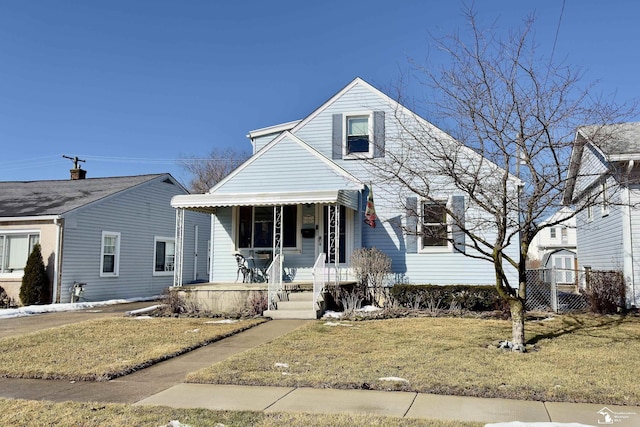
[{"x1": 0, "y1": 305, "x2": 639, "y2": 426}]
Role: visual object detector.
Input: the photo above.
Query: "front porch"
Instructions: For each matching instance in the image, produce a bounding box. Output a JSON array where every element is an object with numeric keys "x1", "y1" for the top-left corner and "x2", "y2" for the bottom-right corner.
[
  {"x1": 171, "y1": 187, "x2": 364, "y2": 319},
  {"x1": 173, "y1": 278, "x2": 357, "y2": 319}
]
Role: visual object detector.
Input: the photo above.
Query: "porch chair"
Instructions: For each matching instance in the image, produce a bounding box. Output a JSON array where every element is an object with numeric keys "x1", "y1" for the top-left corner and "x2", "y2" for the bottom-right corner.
[{"x1": 234, "y1": 253, "x2": 251, "y2": 283}]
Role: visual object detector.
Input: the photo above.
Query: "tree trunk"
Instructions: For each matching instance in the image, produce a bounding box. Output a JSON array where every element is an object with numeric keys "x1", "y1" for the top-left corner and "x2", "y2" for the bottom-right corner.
[{"x1": 510, "y1": 298, "x2": 526, "y2": 352}]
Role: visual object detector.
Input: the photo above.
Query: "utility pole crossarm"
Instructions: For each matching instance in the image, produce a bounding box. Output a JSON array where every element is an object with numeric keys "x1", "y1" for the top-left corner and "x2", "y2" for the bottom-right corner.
[{"x1": 62, "y1": 155, "x2": 86, "y2": 169}]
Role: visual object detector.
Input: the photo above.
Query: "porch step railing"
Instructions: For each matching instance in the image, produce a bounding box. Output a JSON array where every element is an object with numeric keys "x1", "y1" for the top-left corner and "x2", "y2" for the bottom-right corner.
[
  {"x1": 312, "y1": 253, "x2": 326, "y2": 308},
  {"x1": 267, "y1": 253, "x2": 283, "y2": 310}
]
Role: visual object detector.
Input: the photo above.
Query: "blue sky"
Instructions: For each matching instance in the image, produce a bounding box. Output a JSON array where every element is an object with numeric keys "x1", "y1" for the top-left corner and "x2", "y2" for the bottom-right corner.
[{"x1": 1, "y1": 0, "x2": 638, "y2": 185}]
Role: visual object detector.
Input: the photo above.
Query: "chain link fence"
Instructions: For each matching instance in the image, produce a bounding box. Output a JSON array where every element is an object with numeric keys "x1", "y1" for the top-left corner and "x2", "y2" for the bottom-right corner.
[{"x1": 526, "y1": 268, "x2": 588, "y2": 313}]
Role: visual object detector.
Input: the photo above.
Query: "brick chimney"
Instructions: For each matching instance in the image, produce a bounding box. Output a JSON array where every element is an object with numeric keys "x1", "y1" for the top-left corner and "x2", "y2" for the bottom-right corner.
[{"x1": 70, "y1": 167, "x2": 87, "y2": 180}]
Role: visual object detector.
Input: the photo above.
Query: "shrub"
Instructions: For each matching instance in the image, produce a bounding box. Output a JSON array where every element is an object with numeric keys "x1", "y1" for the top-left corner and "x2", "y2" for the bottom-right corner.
[
  {"x1": 19, "y1": 244, "x2": 51, "y2": 305},
  {"x1": 159, "y1": 289, "x2": 202, "y2": 315},
  {"x1": 246, "y1": 291, "x2": 267, "y2": 316},
  {"x1": 390, "y1": 284, "x2": 502, "y2": 312},
  {"x1": 582, "y1": 270, "x2": 626, "y2": 314},
  {"x1": 350, "y1": 247, "x2": 391, "y2": 307},
  {"x1": 0, "y1": 286, "x2": 16, "y2": 309}
]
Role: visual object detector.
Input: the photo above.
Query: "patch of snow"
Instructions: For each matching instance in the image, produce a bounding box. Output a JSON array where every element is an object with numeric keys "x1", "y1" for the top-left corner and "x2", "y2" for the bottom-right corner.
[
  {"x1": 322, "y1": 310, "x2": 343, "y2": 319},
  {"x1": 324, "y1": 321, "x2": 352, "y2": 327},
  {"x1": 0, "y1": 296, "x2": 160, "y2": 320},
  {"x1": 133, "y1": 316, "x2": 154, "y2": 320},
  {"x1": 204, "y1": 319, "x2": 239, "y2": 324},
  {"x1": 282, "y1": 372, "x2": 294, "y2": 376},
  {"x1": 126, "y1": 304, "x2": 165, "y2": 316},
  {"x1": 163, "y1": 421, "x2": 193, "y2": 427},
  {"x1": 379, "y1": 376, "x2": 409, "y2": 383},
  {"x1": 274, "y1": 362, "x2": 289, "y2": 368},
  {"x1": 358, "y1": 305, "x2": 381, "y2": 312},
  {"x1": 185, "y1": 328, "x2": 200, "y2": 333}
]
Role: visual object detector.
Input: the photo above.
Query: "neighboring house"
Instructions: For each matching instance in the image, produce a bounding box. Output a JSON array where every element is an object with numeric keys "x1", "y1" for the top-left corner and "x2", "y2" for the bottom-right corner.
[
  {"x1": 528, "y1": 207, "x2": 577, "y2": 283},
  {"x1": 564, "y1": 121, "x2": 640, "y2": 308},
  {"x1": 171, "y1": 77, "x2": 519, "y2": 302},
  {"x1": 0, "y1": 171, "x2": 210, "y2": 304}
]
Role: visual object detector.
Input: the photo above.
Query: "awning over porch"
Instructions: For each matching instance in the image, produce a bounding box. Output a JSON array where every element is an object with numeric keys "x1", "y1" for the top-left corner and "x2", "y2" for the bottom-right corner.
[{"x1": 171, "y1": 189, "x2": 361, "y2": 213}]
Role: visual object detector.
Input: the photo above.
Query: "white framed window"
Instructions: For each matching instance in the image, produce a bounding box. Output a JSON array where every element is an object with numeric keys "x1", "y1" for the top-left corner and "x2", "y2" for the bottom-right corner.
[
  {"x1": 601, "y1": 182, "x2": 609, "y2": 217},
  {"x1": 587, "y1": 204, "x2": 594, "y2": 222},
  {"x1": 343, "y1": 112, "x2": 373, "y2": 159},
  {"x1": 0, "y1": 231, "x2": 40, "y2": 275},
  {"x1": 550, "y1": 227, "x2": 557, "y2": 239},
  {"x1": 420, "y1": 201, "x2": 450, "y2": 252},
  {"x1": 236, "y1": 205, "x2": 300, "y2": 251},
  {"x1": 561, "y1": 227, "x2": 568, "y2": 244},
  {"x1": 100, "y1": 231, "x2": 120, "y2": 277},
  {"x1": 153, "y1": 237, "x2": 175, "y2": 276}
]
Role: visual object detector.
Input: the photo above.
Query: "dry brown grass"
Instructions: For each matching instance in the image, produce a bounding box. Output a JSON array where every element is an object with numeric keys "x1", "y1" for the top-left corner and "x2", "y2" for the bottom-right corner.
[
  {"x1": 0, "y1": 399, "x2": 482, "y2": 427},
  {"x1": 0, "y1": 317, "x2": 265, "y2": 381},
  {"x1": 187, "y1": 315, "x2": 640, "y2": 406}
]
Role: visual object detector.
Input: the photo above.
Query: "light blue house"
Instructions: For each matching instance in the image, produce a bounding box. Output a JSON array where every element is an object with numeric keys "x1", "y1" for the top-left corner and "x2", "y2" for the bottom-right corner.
[
  {"x1": 171, "y1": 78, "x2": 517, "y2": 317},
  {"x1": 564, "y1": 122, "x2": 640, "y2": 308}
]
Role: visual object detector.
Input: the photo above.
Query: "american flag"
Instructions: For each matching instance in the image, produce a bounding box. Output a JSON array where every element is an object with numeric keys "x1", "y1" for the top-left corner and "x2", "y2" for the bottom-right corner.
[{"x1": 364, "y1": 185, "x2": 377, "y2": 228}]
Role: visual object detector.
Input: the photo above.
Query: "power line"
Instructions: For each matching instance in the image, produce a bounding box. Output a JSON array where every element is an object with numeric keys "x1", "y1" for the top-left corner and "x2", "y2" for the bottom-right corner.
[{"x1": 549, "y1": 0, "x2": 566, "y2": 64}]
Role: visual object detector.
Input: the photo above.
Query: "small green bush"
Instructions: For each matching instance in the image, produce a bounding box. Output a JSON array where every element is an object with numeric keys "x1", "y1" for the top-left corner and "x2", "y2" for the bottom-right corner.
[
  {"x1": 390, "y1": 284, "x2": 502, "y2": 312},
  {"x1": 19, "y1": 244, "x2": 51, "y2": 305}
]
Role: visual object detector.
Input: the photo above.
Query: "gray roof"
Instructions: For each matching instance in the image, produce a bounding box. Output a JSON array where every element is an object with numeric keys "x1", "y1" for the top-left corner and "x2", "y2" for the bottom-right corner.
[
  {"x1": 579, "y1": 121, "x2": 640, "y2": 157},
  {"x1": 0, "y1": 174, "x2": 169, "y2": 218}
]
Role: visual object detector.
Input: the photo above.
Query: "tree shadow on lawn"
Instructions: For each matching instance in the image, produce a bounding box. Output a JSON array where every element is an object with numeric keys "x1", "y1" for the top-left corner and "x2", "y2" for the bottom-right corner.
[{"x1": 526, "y1": 314, "x2": 637, "y2": 345}]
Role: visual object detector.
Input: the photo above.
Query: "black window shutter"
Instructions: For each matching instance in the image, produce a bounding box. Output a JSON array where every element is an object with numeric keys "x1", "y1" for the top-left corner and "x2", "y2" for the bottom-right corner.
[
  {"x1": 450, "y1": 195, "x2": 466, "y2": 253},
  {"x1": 332, "y1": 114, "x2": 343, "y2": 160},
  {"x1": 406, "y1": 196, "x2": 418, "y2": 254},
  {"x1": 373, "y1": 111, "x2": 385, "y2": 158}
]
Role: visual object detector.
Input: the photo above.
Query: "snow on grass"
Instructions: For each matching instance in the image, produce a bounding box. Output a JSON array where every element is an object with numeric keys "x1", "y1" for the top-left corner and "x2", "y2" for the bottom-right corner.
[
  {"x1": 0, "y1": 296, "x2": 160, "y2": 319},
  {"x1": 379, "y1": 376, "x2": 410, "y2": 383},
  {"x1": 204, "y1": 319, "x2": 239, "y2": 324}
]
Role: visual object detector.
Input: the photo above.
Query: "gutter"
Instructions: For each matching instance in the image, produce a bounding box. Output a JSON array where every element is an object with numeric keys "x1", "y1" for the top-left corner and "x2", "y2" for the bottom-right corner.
[
  {"x1": 52, "y1": 217, "x2": 64, "y2": 303},
  {"x1": 627, "y1": 160, "x2": 637, "y2": 307},
  {"x1": 0, "y1": 215, "x2": 61, "y2": 223}
]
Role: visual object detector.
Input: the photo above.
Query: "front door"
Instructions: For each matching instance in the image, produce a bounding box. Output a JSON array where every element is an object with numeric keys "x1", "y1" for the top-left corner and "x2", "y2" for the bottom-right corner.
[{"x1": 320, "y1": 205, "x2": 346, "y2": 263}]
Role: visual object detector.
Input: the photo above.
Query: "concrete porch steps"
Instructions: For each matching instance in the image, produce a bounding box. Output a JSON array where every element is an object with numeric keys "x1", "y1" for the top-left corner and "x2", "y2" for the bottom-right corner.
[{"x1": 264, "y1": 291, "x2": 324, "y2": 320}]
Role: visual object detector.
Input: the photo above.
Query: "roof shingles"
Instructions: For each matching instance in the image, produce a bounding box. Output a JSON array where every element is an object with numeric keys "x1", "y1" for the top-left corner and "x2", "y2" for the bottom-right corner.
[{"x1": 0, "y1": 174, "x2": 166, "y2": 218}]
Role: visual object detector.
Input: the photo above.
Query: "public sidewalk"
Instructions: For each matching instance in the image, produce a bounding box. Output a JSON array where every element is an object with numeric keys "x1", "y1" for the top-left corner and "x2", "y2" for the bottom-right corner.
[{"x1": 0, "y1": 306, "x2": 638, "y2": 426}]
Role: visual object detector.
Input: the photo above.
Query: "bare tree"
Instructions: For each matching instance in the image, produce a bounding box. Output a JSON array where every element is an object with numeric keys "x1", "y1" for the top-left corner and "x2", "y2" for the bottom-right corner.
[
  {"x1": 372, "y1": 7, "x2": 633, "y2": 350},
  {"x1": 179, "y1": 147, "x2": 250, "y2": 193}
]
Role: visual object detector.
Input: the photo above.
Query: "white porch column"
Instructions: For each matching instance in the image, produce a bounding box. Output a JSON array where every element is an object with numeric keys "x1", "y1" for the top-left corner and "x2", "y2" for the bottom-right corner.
[
  {"x1": 329, "y1": 204, "x2": 340, "y2": 283},
  {"x1": 173, "y1": 208, "x2": 185, "y2": 287}
]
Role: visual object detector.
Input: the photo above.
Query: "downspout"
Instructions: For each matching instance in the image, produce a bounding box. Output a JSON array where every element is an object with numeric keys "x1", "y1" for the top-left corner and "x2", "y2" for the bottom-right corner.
[
  {"x1": 209, "y1": 212, "x2": 215, "y2": 282},
  {"x1": 53, "y1": 217, "x2": 64, "y2": 303},
  {"x1": 627, "y1": 160, "x2": 637, "y2": 307}
]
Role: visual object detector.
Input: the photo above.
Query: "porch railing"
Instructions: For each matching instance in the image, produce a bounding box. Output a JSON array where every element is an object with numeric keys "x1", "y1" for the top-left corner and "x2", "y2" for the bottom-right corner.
[
  {"x1": 312, "y1": 253, "x2": 326, "y2": 308},
  {"x1": 267, "y1": 253, "x2": 283, "y2": 310}
]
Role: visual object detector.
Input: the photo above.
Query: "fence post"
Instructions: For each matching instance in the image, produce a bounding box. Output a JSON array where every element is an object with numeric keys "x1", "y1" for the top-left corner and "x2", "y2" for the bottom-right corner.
[{"x1": 550, "y1": 267, "x2": 558, "y2": 313}]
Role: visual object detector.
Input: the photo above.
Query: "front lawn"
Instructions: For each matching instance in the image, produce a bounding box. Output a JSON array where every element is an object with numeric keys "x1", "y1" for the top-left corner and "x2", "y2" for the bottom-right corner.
[
  {"x1": 186, "y1": 315, "x2": 640, "y2": 406},
  {"x1": 0, "y1": 317, "x2": 265, "y2": 381},
  {"x1": 0, "y1": 399, "x2": 482, "y2": 427}
]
